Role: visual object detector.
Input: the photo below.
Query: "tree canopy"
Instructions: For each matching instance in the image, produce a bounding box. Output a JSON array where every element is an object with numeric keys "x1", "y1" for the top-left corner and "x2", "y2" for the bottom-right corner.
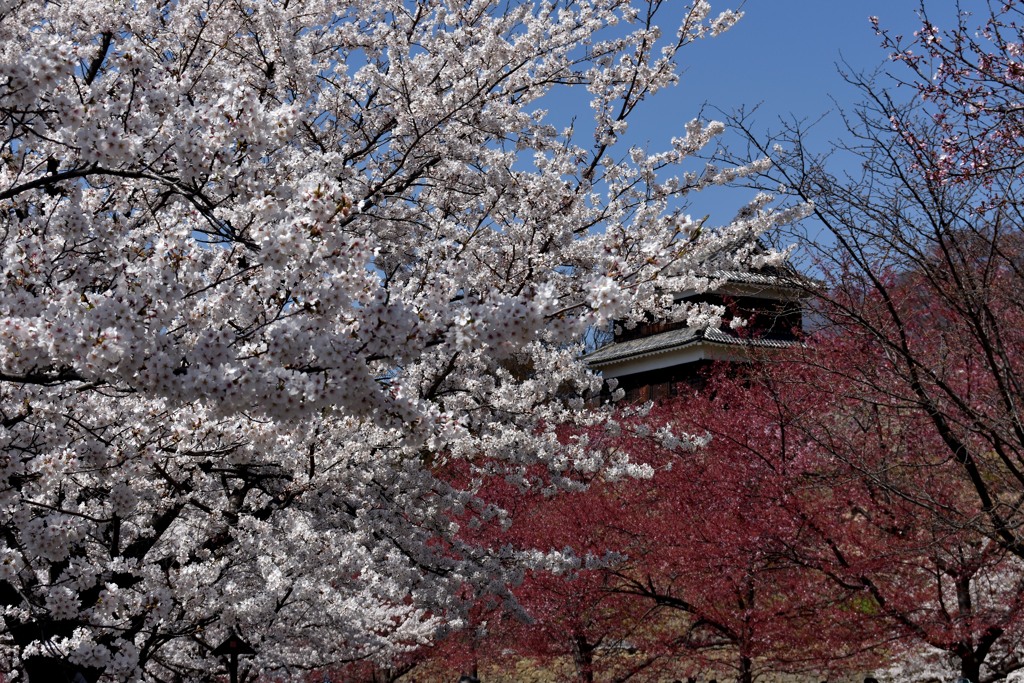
[{"x1": 0, "y1": 0, "x2": 795, "y2": 680}]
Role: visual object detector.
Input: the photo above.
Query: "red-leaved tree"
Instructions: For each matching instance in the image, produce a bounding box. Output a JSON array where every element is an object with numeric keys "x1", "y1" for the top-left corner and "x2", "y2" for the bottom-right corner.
[
  {"x1": 728, "y1": 0, "x2": 1024, "y2": 571},
  {"x1": 434, "y1": 461, "x2": 681, "y2": 683},
  {"x1": 598, "y1": 373, "x2": 886, "y2": 683},
  {"x1": 609, "y1": 345, "x2": 1024, "y2": 682}
]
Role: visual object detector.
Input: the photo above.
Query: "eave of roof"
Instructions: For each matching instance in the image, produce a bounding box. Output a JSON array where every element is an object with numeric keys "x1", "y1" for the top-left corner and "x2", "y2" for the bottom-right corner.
[{"x1": 585, "y1": 326, "x2": 796, "y2": 368}]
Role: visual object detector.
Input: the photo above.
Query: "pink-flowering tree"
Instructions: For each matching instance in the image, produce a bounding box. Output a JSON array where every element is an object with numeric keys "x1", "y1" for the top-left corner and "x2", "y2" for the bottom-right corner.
[
  {"x1": 748, "y1": 341, "x2": 1024, "y2": 683},
  {"x1": 0, "y1": 0, "x2": 806, "y2": 680},
  {"x1": 872, "y1": 0, "x2": 1024, "y2": 193},
  {"x1": 726, "y1": 0, "x2": 1024, "y2": 568},
  {"x1": 718, "y1": 5, "x2": 1024, "y2": 678},
  {"x1": 456, "y1": 472, "x2": 677, "y2": 683},
  {"x1": 589, "y1": 381, "x2": 884, "y2": 683},
  {"x1": 597, "y1": 354, "x2": 1024, "y2": 683},
  {"x1": 439, "y1": 389, "x2": 875, "y2": 683}
]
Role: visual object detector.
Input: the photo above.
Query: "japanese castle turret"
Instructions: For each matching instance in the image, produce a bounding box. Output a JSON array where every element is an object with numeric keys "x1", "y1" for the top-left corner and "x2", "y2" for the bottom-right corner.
[{"x1": 585, "y1": 260, "x2": 812, "y2": 403}]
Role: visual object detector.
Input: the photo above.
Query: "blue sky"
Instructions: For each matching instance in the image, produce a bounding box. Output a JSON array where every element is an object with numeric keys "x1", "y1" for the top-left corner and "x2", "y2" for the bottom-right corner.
[
  {"x1": 675, "y1": 1, "x2": 930, "y2": 131},
  {"x1": 624, "y1": 0, "x2": 943, "y2": 225}
]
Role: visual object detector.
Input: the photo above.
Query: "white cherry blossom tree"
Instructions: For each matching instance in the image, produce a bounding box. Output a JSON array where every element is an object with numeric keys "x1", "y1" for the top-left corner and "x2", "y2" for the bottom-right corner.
[{"x1": 0, "y1": 0, "x2": 801, "y2": 679}]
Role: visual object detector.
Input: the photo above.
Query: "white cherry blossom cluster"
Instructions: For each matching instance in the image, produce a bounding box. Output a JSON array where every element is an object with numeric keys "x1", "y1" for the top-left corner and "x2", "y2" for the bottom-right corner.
[{"x1": 0, "y1": 0, "x2": 799, "y2": 678}]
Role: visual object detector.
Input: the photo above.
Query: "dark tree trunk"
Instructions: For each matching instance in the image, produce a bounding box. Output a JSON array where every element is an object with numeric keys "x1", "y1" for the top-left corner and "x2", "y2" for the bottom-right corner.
[
  {"x1": 959, "y1": 655, "x2": 981, "y2": 683},
  {"x1": 737, "y1": 654, "x2": 753, "y2": 683},
  {"x1": 572, "y1": 633, "x2": 596, "y2": 683},
  {"x1": 24, "y1": 656, "x2": 99, "y2": 683}
]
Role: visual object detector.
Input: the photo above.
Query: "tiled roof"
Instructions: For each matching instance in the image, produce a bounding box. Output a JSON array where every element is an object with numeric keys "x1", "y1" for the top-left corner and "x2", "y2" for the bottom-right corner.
[
  {"x1": 703, "y1": 269, "x2": 814, "y2": 290},
  {"x1": 585, "y1": 326, "x2": 796, "y2": 367}
]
